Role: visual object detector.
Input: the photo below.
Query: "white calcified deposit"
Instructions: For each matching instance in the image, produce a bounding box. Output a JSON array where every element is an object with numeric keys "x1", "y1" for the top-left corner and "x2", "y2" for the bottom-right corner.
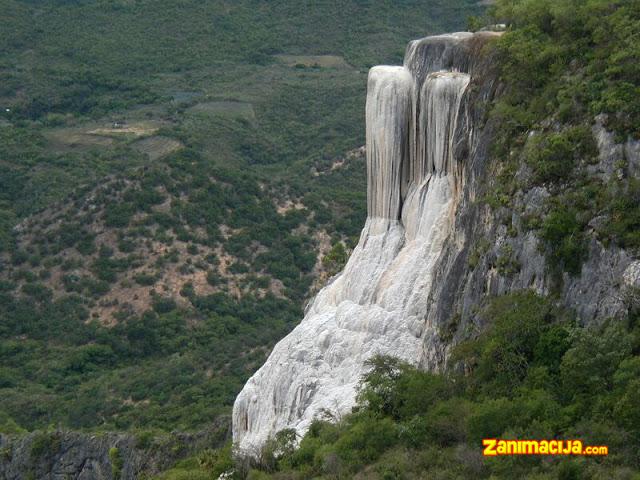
[{"x1": 233, "y1": 32, "x2": 490, "y2": 454}]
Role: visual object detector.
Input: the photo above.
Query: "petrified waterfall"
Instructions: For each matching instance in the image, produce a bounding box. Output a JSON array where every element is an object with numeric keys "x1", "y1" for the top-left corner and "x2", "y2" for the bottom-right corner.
[{"x1": 233, "y1": 32, "x2": 497, "y2": 454}]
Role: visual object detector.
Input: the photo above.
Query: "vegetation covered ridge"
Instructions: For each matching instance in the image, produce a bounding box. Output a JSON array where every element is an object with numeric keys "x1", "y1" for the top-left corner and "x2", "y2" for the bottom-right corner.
[
  {"x1": 0, "y1": 0, "x2": 480, "y2": 435},
  {"x1": 156, "y1": 290, "x2": 640, "y2": 479},
  {"x1": 486, "y1": 0, "x2": 640, "y2": 276}
]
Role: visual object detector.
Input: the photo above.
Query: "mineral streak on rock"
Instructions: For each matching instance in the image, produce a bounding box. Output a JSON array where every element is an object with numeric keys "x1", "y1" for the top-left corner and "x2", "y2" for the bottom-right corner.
[
  {"x1": 232, "y1": 31, "x2": 498, "y2": 455},
  {"x1": 366, "y1": 66, "x2": 413, "y2": 221}
]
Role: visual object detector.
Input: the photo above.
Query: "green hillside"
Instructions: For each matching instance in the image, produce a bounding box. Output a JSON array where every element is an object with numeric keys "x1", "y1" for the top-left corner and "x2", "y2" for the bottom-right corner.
[
  {"x1": 154, "y1": 0, "x2": 640, "y2": 478},
  {"x1": 0, "y1": 0, "x2": 482, "y2": 434}
]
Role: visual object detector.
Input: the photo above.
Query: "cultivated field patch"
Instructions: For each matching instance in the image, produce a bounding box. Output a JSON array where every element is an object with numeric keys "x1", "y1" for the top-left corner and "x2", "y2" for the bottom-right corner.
[
  {"x1": 87, "y1": 120, "x2": 162, "y2": 137},
  {"x1": 187, "y1": 101, "x2": 255, "y2": 119},
  {"x1": 132, "y1": 135, "x2": 183, "y2": 160},
  {"x1": 274, "y1": 54, "x2": 352, "y2": 68}
]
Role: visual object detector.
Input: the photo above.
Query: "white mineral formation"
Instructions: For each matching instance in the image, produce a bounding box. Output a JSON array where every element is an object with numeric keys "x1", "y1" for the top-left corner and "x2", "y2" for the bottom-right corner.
[{"x1": 233, "y1": 32, "x2": 484, "y2": 455}]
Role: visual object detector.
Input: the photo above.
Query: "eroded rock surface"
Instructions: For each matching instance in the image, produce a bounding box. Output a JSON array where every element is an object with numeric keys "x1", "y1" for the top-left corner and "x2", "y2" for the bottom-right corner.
[{"x1": 233, "y1": 32, "x2": 499, "y2": 454}]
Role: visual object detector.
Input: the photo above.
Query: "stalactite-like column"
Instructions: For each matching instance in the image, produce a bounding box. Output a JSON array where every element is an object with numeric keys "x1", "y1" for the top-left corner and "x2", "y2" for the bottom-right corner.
[
  {"x1": 366, "y1": 66, "x2": 414, "y2": 220},
  {"x1": 400, "y1": 72, "x2": 470, "y2": 240},
  {"x1": 420, "y1": 72, "x2": 470, "y2": 177}
]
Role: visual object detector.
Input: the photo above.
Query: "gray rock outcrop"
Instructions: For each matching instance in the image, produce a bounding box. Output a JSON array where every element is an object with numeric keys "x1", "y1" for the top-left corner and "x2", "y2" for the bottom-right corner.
[{"x1": 0, "y1": 420, "x2": 229, "y2": 480}]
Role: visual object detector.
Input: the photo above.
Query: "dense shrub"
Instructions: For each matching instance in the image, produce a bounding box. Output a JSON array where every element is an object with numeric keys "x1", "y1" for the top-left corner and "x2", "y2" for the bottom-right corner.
[
  {"x1": 488, "y1": 0, "x2": 640, "y2": 277},
  {"x1": 212, "y1": 292, "x2": 640, "y2": 479}
]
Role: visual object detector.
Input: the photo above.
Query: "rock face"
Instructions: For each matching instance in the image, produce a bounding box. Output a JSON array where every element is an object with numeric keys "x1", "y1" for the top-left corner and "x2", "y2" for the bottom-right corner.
[
  {"x1": 0, "y1": 422, "x2": 229, "y2": 480},
  {"x1": 232, "y1": 29, "x2": 638, "y2": 455},
  {"x1": 232, "y1": 32, "x2": 502, "y2": 455}
]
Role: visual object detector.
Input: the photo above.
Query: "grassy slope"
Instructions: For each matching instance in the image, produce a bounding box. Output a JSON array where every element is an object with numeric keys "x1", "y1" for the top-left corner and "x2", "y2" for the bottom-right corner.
[{"x1": 0, "y1": 0, "x2": 482, "y2": 433}]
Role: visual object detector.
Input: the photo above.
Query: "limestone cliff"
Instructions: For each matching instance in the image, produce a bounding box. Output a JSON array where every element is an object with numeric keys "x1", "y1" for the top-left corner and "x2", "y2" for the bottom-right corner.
[
  {"x1": 232, "y1": 31, "x2": 504, "y2": 454},
  {"x1": 232, "y1": 29, "x2": 640, "y2": 455}
]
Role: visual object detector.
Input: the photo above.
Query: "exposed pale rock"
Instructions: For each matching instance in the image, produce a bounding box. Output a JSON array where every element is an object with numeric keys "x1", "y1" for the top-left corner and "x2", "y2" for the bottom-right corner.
[
  {"x1": 523, "y1": 186, "x2": 550, "y2": 216},
  {"x1": 625, "y1": 136, "x2": 640, "y2": 178},
  {"x1": 623, "y1": 261, "x2": 640, "y2": 289},
  {"x1": 366, "y1": 66, "x2": 414, "y2": 220},
  {"x1": 232, "y1": 32, "x2": 489, "y2": 454},
  {"x1": 590, "y1": 114, "x2": 625, "y2": 182}
]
